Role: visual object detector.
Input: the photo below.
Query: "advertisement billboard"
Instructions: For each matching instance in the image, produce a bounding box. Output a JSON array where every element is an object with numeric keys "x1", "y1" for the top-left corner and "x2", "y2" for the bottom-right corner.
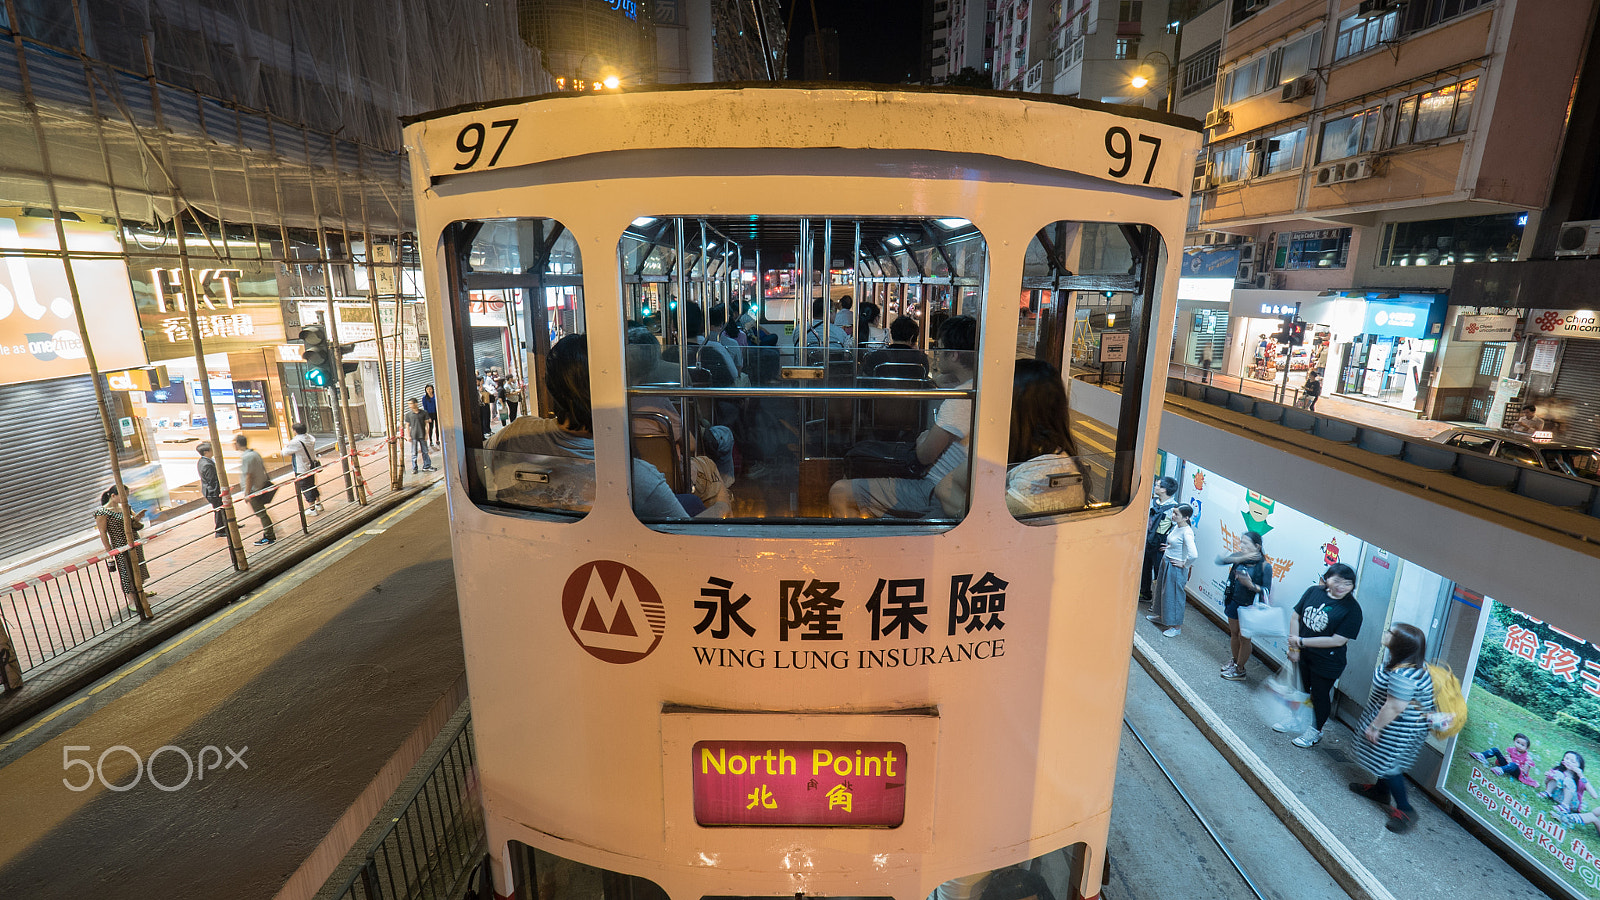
[
  {"x1": 131, "y1": 259, "x2": 286, "y2": 362},
  {"x1": 1441, "y1": 599, "x2": 1600, "y2": 899},
  {"x1": 0, "y1": 217, "x2": 147, "y2": 386}
]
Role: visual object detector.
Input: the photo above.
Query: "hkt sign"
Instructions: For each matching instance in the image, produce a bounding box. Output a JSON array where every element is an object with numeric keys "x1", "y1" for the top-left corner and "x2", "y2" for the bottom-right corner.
[
  {"x1": 562, "y1": 560, "x2": 667, "y2": 663},
  {"x1": 692, "y1": 740, "x2": 908, "y2": 827},
  {"x1": 1528, "y1": 308, "x2": 1600, "y2": 340},
  {"x1": 148, "y1": 267, "x2": 244, "y2": 312}
]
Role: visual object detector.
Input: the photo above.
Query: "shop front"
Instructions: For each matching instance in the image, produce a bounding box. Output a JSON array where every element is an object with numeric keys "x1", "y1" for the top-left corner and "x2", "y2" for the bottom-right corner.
[
  {"x1": 1335, "y1": 293, "x2": 1447, "y2": 411},
  {"x1": 130, "y1": 259, "x2": 291, "y2": 502},
  {"x1": 1176, "y1": 247, "x2": 1238, "y2": 374},
  {"x1": 0, "y1": 213, "x2": 150, "y2": 561},
  {"x1": 1515, "y1": 308, "x2": 1600, "y2": 446}
]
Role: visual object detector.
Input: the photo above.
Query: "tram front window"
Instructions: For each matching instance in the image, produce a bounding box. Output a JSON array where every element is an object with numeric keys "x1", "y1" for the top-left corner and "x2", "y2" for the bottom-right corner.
[
  {"x1": 444, "y1": 216, "x2": 592, "y2": 518},
  {"x1": 619, "y1": 215, "x2": 987, "y2": 527}
]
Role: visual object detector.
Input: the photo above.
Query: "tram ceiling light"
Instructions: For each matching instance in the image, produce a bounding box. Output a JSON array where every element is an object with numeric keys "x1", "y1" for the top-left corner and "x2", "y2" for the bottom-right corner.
[
  {"x1": 632, "y1": 217, "x2": 657, "y2": 227},
  {"x1": 936, "y1": 218, "x2": 972, "y2": 229}
]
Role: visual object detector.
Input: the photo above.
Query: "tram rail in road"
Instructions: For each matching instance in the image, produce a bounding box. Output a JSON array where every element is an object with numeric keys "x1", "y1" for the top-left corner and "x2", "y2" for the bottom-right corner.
[{"x1": 1108, "y1": 661, "x2": 1350, "y2": 900}]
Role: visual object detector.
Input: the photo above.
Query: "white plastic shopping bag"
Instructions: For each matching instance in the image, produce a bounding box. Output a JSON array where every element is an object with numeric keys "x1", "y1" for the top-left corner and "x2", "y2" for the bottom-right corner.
[
  {"x1": 1256, "y1": 662, "x2": 1314, "y2": 732},
  {"x1": 1237, "y1": 601, "x2": 1291, "y2": 639}
]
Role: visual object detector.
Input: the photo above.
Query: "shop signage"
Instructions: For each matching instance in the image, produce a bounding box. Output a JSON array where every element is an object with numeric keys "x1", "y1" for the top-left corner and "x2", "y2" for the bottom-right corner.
[
  {"x1": 296, "y1": 300, "x2": 382, "y2": 360},
  {"x1": 1528, "y1": 309, "x2": 1600, "y2": 341},
  {"x1": 692, "y1": 740, "x2": 907, "y2": 827},
  {"x1": 1259, "y1": 303, "x2": 1299, "y2": 316},
  {"x1": 1182, "y1": 247, "x2": 1242, "y2": 279},
  {"x1": 1455, "y1": 314, "x2": 1518, "y2": 342},
  {"x1": 1100, "y1": 331, "x2": 1130, "y2": 363},
  {"x1": 0, "y1": 218, "x2": 146, "y2": 386},
  {"x1": 233, "y1": 380, "x2": 271, "y2": 429},
  {"x1": 1441, "y1": 599, "x2": 1600, "y2": 900},
  {"x1": 1362, "y1": 298, "x2": 1436, "y2": 339},
  {"x1": 133, "y1": 260, "x2": 286, "y2": 363},
  {"x1": 1532, "y1": 339, "x2": 1561, "y2": 375}
]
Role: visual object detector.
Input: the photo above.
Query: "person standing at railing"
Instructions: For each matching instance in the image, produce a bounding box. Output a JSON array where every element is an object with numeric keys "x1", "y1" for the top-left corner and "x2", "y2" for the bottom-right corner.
[
  {"x1": 405, "y1": 398, "x2": 435, "y2": 474},
  {"x1": 95, "y1": 484, "x2": 152, "y2": 610},
  {"x1": 234, "y1": 434, "x2": 276, "y2": 545},
  {"x1": 286, "y1": 423, "x2": 324, "y2": 516},
  {"x1": 1302, "y1": 371, "x2": 1323, "y2": 412},
  {"x1": 197, "y1": 442, "x2": 226, "y2": 537}
]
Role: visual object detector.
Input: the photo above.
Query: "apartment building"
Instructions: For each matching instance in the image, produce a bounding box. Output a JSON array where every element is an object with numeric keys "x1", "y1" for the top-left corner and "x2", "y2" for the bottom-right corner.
[
  {"x1": 946, "y1": 0, "x2": 998, "y2": 77},
  {"x1": 1185, "y1": 0, "x2": 1596, "y2": 432}
]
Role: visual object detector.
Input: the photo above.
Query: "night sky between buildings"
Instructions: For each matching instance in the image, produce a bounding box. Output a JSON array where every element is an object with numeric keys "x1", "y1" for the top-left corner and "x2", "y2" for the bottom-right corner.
[{"x1": 782, "y1": 0, "x2": 925, "y2": 84}]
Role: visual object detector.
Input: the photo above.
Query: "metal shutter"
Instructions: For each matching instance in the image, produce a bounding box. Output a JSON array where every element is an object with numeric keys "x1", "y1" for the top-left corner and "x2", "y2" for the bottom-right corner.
[
  {"x1": 1550, "y1": 340, "x2": 1600, "y2": 446},
  {"x1": 0, "y1": 375, "x2": 112, "y2": 562},
  {"x1": 471, "y1": 327, "x2": 509, "y2": 375},
  {"x1": 386, "y1": 356, "x2": 436, "y2": 407}
]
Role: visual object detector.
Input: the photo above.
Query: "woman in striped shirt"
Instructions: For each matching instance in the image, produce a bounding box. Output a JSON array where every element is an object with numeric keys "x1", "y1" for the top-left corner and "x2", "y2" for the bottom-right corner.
[{"x1": 1349, "y1": 622, "x2": 1435, "y2": 833}]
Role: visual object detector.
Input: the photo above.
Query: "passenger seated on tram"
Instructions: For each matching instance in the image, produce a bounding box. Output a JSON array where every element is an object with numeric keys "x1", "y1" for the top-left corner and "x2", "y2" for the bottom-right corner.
[
  {"x1": 856, "y1": 300, "x2": 889, "y2": 348},
  {"x1": 488, "y1": 334, "x2": 729, "y2": 518},
  {"x1": 828, "y1": 315, "x2": 976, "y2": 518},
  {"x1": 789, "y1": 295, "x2": 851, "y2": 355},
  {"x1": 934, "y1": 358, "x2": 1084, "y2": 517},
  {"x1": 626, "y1": 326, "x2": 735, "y2": 493},
  {"x1": 862, "y1": 315, "x2": 930, "y2": 378}
]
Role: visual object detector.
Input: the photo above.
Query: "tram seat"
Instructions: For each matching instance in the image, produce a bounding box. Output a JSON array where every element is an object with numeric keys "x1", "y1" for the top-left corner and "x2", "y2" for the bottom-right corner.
[
  {"x1": 481, "y1": 451, "x2": 595, "y2": 514},
  {"x1": 631, "y1": 411, "x2": 684, "y2": 492},
  {"x1": 872, "y1": 361, "x2": 927, "y2": 380},
  {"x1": 857, "y1": 376, "x2": 931, "y2": 442}
]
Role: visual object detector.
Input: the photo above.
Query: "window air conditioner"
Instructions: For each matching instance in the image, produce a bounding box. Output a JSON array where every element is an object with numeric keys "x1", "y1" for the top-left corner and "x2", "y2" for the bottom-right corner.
[
  {"x1": 1280, "y1": 76, "x2": 1315, "y2": 102},
  {"x1": 1357, "y1": 0, "x2": 1395, "y2": 18},
  {"x1": 1555, "y1": 220, "x2": 1600, "y2": 257},
  {"x1": 1203, "y1": 108, "x2": 1232, "y2": 130},
  {"x1": 1245, "y1": 138, "x2": 1266, "y2": 154},
  {"x1": 1314, "y1": 156, "x2": 1379, "y2": 186}
]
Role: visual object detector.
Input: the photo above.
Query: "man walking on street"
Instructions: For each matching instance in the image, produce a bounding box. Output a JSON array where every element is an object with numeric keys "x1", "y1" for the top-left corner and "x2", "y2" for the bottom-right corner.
[
  {"x1": 286, "y1": 422, "x2": 323, "y2": 515},
  {"x1": 197, "y1": 441, "x2": 227, "y2": 538},
  {"x1": 405, "y1": 398, "x2": 435, "y2": 474},
  {"x1": 234, "y1": 433, "x2": 275, "y2": 545}
]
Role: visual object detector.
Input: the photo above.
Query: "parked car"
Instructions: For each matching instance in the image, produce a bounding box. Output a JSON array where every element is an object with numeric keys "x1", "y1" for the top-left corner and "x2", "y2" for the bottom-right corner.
[{"x1": 1431, "y1": 427, "x2": 1600, "y2": 483}]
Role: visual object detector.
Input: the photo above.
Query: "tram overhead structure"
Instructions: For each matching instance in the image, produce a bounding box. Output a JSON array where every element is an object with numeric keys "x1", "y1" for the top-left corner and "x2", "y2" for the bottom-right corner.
[{"x1": 404, "y1": 85, "x2": 1200, "y2": 900}]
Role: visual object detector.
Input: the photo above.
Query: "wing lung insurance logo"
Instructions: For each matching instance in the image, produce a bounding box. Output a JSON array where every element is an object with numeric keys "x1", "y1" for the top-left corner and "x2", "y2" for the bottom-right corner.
[{"x1": 562, "y1": 560, "x2": 666, "y2": 663}]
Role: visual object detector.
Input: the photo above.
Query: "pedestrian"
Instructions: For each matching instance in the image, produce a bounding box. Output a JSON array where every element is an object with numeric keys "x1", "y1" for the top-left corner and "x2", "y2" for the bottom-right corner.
[
  {"x1": 1218, "y1": 530, "x2": 1270, "y2": 681},
  {"x1": 1349, "y1": 622, "x2": 1435, "y2": 833},
  {"x1": 234, "y1": 433, "x2": 276, "y2": 545},
  {"x1": 1200, "y1": 351, "x2": 1214, "y2": 384},
  {"x1": 422, "y1": 384, "x2": 439, "y2": 446},
  {"x1": 285, "y1": 422, "x2": 323, "y2": 515},
  {"x1": 95, "y1": 484, "x2": 153, "y2": 611},
  {"x1": 1512, "y1": 403, "x2": 1545, "y2": 434},
  {"x1": 1146, "y1": 503, "x2": 1196, "y2": 638},
  {"x1": 501, "y1": 376, "x2": 523, "y2": 423},
  {"x1": 196, "y1": 441, "x2": 227, "y2": 537},
  {"x1": 1302, "y1": 370, "x2": 1323, "y2": 411},
  {"x1": 1139, "y1": 476, "x2": 1180, "y2": 605},
  {"x1": 1276, "y1": 563, "x2": 1364, "y2": 748},
  {"x1": 477, "y1": 373, "x2": 494, "y2": 438},
  {"x1": 406, "y1": 398, "x2": 435, "y2": 473}
]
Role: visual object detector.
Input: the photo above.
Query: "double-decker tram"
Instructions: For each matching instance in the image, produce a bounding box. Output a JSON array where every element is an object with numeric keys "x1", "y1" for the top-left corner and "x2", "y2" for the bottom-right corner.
[{"x1": 403, "y1": 86, "x2": 1200, "y2": 900}]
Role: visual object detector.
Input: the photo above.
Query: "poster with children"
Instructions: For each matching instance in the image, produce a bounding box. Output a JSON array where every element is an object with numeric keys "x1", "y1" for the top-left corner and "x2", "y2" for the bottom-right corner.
[
  {"x1": 1442, "y1": 599, "x2": 1600, "y2": 900},
  {"x1": 1172, "y1": 460, "x2": 1365, "y2": 660}
]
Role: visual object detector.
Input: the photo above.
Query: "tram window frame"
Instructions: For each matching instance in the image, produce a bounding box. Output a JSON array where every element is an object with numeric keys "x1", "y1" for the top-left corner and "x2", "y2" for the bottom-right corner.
[
  {"x1": 1014, "y1": 220, "x2": 1165, "y2": 524},
  {"x1": 617, "y1": 215, "x2": 989, "y2": 530},
  {"x1": 442, "y1": 216, "x2": 593, "y2": 520}
]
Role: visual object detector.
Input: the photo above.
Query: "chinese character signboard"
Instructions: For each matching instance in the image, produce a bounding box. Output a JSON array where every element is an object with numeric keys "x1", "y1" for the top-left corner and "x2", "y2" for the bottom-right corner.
[
  {"x1": 1440, "y1": 599, "x2": 1600, "y2": 899},
  {"x1": 693, "y1": 740, "x2": 907, "y2": 827},
  {"x1": 1455, "y1": 314, "x2": 1518, "y2": 342},
  {"x1": 1099, "y1": 331, "x2": 1129, "y2": 363},
  {"x1": 132, "y1": 259, "x2": 286, "y2": 362}
]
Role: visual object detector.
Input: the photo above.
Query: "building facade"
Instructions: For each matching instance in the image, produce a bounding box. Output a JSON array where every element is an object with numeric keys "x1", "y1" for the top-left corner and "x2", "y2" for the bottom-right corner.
[
  {"x1": 1181, "y1": 0, "x2": 1599, "y2": 437},
  {"x1": 0, "y1": 0, "x2": 544, "y2": 563}
]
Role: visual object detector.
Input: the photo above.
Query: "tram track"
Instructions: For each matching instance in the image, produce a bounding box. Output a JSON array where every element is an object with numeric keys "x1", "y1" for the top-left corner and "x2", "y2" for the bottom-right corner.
[{"x1": 1105, "y1": 661, "x2": 1349, "y2": 900}]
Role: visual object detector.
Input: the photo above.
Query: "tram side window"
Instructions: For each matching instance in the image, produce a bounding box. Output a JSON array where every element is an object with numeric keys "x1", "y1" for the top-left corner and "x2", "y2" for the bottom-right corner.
[
  {"x1": 443, "y1": 217, "x2": 591, "y2": 519},
  {"x1": 1011, "y1": 221, "x2": 1165, "y2": 522},
  {"x1": 618, "y1": 215, "x2": 987, "y2": 527}
]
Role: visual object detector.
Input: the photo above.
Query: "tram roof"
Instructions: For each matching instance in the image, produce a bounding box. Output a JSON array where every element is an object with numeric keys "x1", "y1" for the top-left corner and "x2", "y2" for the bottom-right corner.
[{"x1": 399, "y1": 81, "x2": 1203, "y2": 132}]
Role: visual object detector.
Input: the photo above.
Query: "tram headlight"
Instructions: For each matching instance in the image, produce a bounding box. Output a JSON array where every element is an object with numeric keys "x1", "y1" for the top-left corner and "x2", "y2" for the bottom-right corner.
[{"x1": 603, "y1": 76, "x2": 622, "y2": 90}]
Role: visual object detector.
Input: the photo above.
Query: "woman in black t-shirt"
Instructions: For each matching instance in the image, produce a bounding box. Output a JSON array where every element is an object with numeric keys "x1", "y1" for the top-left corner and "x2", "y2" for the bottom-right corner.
[{"x1": 1274, "y1": 563, "x2": 1363, "y2": 749}]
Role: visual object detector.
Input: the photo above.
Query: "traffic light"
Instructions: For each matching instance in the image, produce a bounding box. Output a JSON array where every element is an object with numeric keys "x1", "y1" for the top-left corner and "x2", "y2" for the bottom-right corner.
[
  {"x1": 300, "y1": 324, "x2": 332, "y2": 386},
  {"x1": 1273, "y1": 320, "x2": 1292, "y2": 344},
  {"x1": 300, "y1": 324, "x2": 358, "y2": 388},
  {"x1": 1288, "y1": 318, "x2": 1307, "y2": 347}
]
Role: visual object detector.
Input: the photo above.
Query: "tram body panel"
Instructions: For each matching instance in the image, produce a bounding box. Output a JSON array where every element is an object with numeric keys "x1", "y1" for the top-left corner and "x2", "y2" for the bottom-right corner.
[{"x1": 405, "y1": 88, "x2": 1199, "y2": 900}]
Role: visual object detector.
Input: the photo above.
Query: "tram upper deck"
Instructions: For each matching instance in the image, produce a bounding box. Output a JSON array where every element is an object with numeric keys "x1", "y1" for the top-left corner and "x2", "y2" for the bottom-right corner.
[{"x1": 404, "y1": 86, "x2": 1200, "y2": 900}]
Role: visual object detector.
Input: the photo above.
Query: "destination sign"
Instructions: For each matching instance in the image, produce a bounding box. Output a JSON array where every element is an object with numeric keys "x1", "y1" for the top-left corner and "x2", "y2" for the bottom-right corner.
[{"x1": 692, "y1": 740, "x2": 907, "y2": 827}]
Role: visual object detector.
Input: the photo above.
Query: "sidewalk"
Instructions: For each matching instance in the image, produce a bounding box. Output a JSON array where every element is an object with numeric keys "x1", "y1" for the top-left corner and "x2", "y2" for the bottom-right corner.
[
  {"x1": 0, "y1": 436, "x2": 446, "y2": 735},
  {"x1": 1131, "y1": 602, "x2": 1553, "y2": 900},
  {"x1": 1169, "y1": 363, "x2": 1458, "y2": 441}
]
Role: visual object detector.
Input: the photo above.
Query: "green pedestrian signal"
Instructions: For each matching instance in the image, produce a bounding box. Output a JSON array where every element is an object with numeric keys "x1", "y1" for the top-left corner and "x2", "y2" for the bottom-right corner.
[{"x1": 303, "y1": 366, "x2": 327, "y2": 387}]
